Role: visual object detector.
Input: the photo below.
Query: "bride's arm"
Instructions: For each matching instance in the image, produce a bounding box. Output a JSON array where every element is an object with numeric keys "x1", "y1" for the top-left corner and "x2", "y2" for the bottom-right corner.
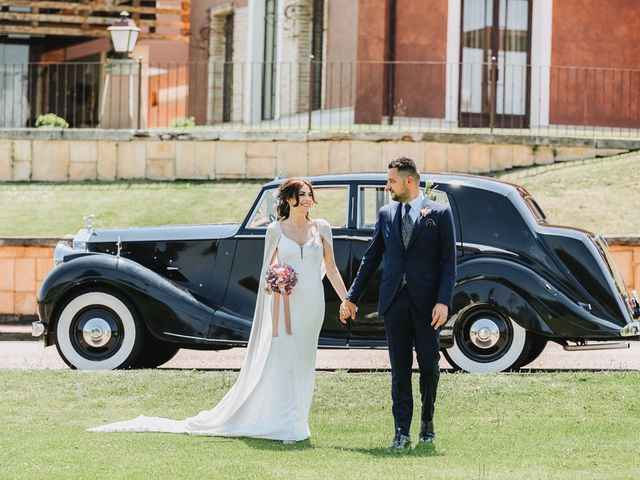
[{"x1": 321, "y1": 237, "x2": 350, "y2": 323}]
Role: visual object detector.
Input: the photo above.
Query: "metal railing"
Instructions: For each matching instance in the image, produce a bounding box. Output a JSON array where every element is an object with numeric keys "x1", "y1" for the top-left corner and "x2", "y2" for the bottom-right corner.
[{"x1": 1, "y1": 60, "x2": 640, "y2": 138}]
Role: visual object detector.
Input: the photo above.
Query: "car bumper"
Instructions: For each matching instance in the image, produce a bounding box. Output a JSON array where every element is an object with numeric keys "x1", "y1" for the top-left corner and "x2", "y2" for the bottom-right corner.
[{"x1": 620, "y1": 321, "x2": 640, "y2": 337}]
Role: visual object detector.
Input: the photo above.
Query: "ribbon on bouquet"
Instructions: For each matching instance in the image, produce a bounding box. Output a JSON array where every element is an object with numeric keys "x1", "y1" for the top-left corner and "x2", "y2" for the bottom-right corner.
[{"x1": 271, "y1": 292, "x2": 292, "y2": 336}]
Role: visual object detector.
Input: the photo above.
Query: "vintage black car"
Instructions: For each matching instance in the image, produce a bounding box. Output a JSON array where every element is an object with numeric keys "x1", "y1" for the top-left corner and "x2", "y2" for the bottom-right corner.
[{"x1": 34, "y1": 173, "x2": 640, "y2": 372}]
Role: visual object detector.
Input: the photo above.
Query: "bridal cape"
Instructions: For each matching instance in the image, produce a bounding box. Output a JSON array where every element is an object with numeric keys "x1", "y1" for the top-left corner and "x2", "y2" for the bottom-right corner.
[{"x1": 89, "y1": 219, "x2": 333, "y2": 441}]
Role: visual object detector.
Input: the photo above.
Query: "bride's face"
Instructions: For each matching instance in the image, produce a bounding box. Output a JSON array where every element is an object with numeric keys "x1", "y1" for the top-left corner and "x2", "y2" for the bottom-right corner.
[{"x1": 288, "y1": 185, "x2": 313, "y2": 214}]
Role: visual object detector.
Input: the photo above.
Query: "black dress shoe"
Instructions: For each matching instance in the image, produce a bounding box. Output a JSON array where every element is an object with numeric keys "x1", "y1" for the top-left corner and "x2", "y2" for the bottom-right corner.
[
  {"x1": 419, "y1": 420, "x2": 435, "y2": 442},
  {"x1": 390, "y1": 428, "x2": 411, "y2": 450}
]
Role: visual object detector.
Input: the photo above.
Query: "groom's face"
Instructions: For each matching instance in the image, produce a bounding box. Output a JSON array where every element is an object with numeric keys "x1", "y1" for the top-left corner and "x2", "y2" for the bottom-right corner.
[{"x1": 386, "y1": 168, "x2": 410, "y2": 202}]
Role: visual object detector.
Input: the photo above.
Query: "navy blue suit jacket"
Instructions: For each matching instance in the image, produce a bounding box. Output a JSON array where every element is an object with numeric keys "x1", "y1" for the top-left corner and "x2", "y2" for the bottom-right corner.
[{"x1": 347, "y1": 198, "x2": 457, "y2": 317}]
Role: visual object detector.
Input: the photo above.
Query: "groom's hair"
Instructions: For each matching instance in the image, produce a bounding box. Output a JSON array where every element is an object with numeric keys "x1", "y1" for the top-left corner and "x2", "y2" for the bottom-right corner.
[{"x1": 388, "y1": 157, "x2": 420, "y2": 184}]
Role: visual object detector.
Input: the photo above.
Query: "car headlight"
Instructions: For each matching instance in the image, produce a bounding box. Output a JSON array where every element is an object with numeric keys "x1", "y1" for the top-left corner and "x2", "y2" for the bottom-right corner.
[{"x1": 53, "y1": 241, "x2": 76, "y2": 266}]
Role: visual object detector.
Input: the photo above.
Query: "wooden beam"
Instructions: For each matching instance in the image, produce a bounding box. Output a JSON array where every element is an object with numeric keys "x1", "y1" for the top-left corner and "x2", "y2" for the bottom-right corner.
[
  {"x1": 1, "y1": 1, "x2": 187, "y2": 17},
  {"x1": 0, "y1": 12, "x2": 186, "y2": 29}
]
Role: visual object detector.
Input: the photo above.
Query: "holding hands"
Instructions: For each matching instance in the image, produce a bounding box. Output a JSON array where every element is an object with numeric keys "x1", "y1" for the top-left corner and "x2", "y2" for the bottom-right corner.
[{"x1": 339, "y1": 299, "x2": 358, "y2": 323}]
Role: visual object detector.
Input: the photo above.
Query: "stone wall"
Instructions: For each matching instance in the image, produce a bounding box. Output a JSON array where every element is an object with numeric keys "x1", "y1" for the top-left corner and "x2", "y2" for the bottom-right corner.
[
  {"x1": 0, "y1": 130, "x2": 633, "y2": 182},
  {"x1": 0, "y1": 237, "x2": 637, "y2": 317}
]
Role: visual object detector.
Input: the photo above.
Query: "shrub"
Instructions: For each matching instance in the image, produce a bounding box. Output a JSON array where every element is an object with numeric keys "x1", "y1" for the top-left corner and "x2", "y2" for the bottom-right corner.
[
  {"x1": 35, "y1": 113, "x2": 69, "y2": 128},
  {"x1": 169, "y1": 116, "x2": 196, "y2": 128}
]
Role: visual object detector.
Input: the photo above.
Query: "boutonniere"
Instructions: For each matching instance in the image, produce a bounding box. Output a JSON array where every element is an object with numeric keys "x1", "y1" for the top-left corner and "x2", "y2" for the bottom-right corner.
[
  {"x1": 420, "y1": 208, "x2": 437, "y2": 227},
  {"x1": 420, "y1": 208, "x2": 432, "y2": 219}
]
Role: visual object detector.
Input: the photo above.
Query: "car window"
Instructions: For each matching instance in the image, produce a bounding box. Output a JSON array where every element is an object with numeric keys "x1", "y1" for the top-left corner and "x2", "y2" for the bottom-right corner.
[
  {"x1": 357, "y1": 185, "x2": 450, "y2": 229},
  {"x1": 246, "y1": 185, "x2": 348, "y2": 229}
]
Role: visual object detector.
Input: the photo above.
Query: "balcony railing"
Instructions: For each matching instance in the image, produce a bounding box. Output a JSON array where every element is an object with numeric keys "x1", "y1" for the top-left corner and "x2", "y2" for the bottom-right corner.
[{"x1": 1, "y1": 60, "x2": 640, "y2": 138}]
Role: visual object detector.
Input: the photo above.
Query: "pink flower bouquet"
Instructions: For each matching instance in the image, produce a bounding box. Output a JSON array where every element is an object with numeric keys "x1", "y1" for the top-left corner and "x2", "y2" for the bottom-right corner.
[
  {"x1": 265, "y1": 263, "x2": 298, "y2": 337},
  {"x1": 264, "y1": 263, "x2": 298, "y2": 296}
]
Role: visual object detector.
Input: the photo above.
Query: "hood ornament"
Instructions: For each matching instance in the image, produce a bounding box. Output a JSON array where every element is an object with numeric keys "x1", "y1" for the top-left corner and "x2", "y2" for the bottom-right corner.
[{"x1": 83, "y1": 214, "x2": 95, "y2": 233}]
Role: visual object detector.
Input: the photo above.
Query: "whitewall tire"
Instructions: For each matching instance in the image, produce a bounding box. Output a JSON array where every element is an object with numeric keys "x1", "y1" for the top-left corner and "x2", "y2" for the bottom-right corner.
[
  {"x1": 444, "y1": 307, "x2": 528, "y2": 373},
  {"x1": 55, "y1": 291, "x2": 143, "y2": 370}
]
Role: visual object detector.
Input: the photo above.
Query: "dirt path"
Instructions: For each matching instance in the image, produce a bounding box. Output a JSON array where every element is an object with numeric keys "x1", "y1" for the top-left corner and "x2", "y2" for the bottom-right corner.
[{"x1": 1, "y1": 341, "x2": 639, "y2": 371}]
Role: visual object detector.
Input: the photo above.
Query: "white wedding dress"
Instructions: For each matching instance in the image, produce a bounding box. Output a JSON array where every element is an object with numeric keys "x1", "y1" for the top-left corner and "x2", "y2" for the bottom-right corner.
[{"x1": 89, "y1": 219, "x2": 332, "y2": 442}]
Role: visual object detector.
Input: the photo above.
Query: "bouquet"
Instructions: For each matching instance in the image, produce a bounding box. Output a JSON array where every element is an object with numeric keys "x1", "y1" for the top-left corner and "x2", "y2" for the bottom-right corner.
[
  {"x1": 264, "y1": 263, "x2": 298, "y2": 336},
  {"x1": 264, "y1": 263, "x2": 298, "y2": 296}
]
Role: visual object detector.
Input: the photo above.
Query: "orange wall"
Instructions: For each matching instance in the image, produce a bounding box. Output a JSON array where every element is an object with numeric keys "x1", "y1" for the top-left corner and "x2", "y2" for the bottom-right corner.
[
  {"x1": 550, "y1": 0, "x2": 640, "y2": 128},
  {"x1": 354, "y1": 0, "x2": 448, "y2": 123}
]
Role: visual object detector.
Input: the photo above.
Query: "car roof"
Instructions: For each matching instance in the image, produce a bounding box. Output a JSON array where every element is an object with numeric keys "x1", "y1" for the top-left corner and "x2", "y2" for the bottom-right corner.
[{"x1": 263, "y1": 173, "x2": 519, "y2": 196}]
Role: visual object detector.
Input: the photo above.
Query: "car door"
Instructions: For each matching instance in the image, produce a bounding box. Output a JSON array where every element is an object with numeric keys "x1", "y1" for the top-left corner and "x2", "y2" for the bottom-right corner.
[{"x1": 227, "y1": 183, "x2": 351, "y2": 346}]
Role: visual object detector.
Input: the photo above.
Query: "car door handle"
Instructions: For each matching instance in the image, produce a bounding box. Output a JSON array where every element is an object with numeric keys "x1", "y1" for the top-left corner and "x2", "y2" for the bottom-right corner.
[{"x1": 166, "y1": 266, "x2": 180, "y2": 271}]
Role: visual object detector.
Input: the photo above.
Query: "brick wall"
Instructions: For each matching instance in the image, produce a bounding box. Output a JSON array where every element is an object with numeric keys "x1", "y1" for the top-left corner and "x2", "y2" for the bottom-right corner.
[{"x1": 0, "y1": 243, "x2": 55, "y2": 315}]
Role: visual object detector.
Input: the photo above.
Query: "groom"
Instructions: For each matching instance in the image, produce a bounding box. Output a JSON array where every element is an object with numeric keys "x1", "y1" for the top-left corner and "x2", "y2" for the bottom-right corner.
[{"x1": 340, "y1": 157, "x2": 456, "y2": 450}]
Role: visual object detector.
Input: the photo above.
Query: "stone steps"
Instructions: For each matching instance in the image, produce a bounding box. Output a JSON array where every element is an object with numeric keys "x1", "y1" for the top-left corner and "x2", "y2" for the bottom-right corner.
[{"x1": 0, "y1": 324, "x2": 33, "y2": 341}]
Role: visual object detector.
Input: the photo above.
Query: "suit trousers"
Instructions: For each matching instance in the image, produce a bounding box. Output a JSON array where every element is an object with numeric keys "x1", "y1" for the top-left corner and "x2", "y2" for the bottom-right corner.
[{"x1": 383, "y1": 286, "x2": 440, "y2": 436}]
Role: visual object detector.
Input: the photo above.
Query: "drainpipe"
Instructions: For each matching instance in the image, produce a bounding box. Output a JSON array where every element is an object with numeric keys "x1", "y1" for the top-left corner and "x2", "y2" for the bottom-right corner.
[{"x1": 386, "y1": 0, "x2": 397, "y2": 125}]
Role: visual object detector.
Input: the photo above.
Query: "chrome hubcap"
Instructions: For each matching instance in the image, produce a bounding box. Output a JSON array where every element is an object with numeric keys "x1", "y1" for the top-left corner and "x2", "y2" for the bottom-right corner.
[
  {"x1": 469, "y1": 318, "x2": 500, "y2": 349},
  {"x1": 82, "y1": 318, "x2": 112, "y2": 347}
]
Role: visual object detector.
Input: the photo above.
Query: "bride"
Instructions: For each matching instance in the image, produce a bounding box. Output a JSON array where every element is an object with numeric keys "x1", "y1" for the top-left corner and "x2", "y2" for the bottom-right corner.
[{"x1": 89, "y1": 178, "x2": 353, "y2": 444}]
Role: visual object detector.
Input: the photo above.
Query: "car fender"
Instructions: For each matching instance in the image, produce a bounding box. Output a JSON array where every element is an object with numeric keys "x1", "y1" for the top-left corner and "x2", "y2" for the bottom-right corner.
[
  {"x1": 446, "y1": 257, "x2": 624, "y2": 339},
  {"x1": 38, "y1": 253, "x2": 215, "y2": 344}
]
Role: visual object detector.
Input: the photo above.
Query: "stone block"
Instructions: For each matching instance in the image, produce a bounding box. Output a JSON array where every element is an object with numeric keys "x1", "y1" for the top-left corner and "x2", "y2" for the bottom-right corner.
[
  {"x1": 117, "y1": 142, "x2": 147, "y2": 179},
  {"x1": 98, "y1": 142, "x2": 117, "y2": 181},
  {"x1": 554, "y1": 147, "x2": 595, "y2": 162},
  {"x1": 512, "y1": 145, "x2": 534, "y2": 167},
  {"x1": 0, "y1": 154, "x2": 11, "y2": 181},
  {"x1": 13, "y1": 140, "x2": 31, "y2": 162},
  {"x1": 533, "y1": 146, "x2": 554, "y2": 165},
  {"x1": 12, "y1": 161, "x2": 31, "y2": 181},
  {"x1": 246, "y1": 157, "x2": 277, "y2": 178},
  {"x1": 308, "y1": 142, "x2": 330, "y2": 175},
  {"x1": 69, "y1": 162, "x2": 97, "y2": 181},
  {"x1": 69, "y1": 141, "x2": 98, "y2": 163},
  {"x1": 0, "y1": 247, "x2": 26, "y2": 258},
  {"x1": 146, "y1": 141, "x2": 176, "y2": 160},
  {"x1": 0, "y1": 258, "x2": 15, "y2": 291},
  {"x1": 351, "y1": 141, "x2": 383, "y2": 173},
  {"x1": 446, "y1": 144, "x2": 469, "y2": 173},
  {"x1": 490, "y1": 145, "x2": 513, "y2": 171},
  {"x1": 14, "y1": 258, "x2": 36, "y2": 292},
  {"x1": 611, "y1": 250, "x2": 634, "y2": 288},
  {"x1": 468, "y1": 144, "x2": 492, "y2": 173},
  {"x1": 247, "y1": 142, "x2": 277, "y2": 158},
  {"x1": 177, "y1": 142, "x2": 215, "y2": 179},
  {"x1": 14, "y1": 292, "x2": 36, "y2": 315},
  {"x1": 424, "y1": 142, "x2": 448, "y2": 172},
  {"x1": 382, "y1": 142, "x2": 425, "y2": 171},
  {"x1": 216, "y1": 142, "x2": 246, "y2": 177},
  {"x1": 146, "y1": 159, "x2": 175, "y2": 180},
  {"x1": 0, "y1": 291, "x2": 13, "y2": 314},
  {"x1": 32, "y1": 141, "x2": 69, "y2": 181},
  {"x1": 36, "y1": 258, "x2": 52, "y2": 282},
  {"x1": 277, "y1": 142, "x2": 308, "y2": 177},
  {"x1": 0, "y1": 140, "x2": 11, "y2": 164},
  {"x1": 595, "y1": 148, "x2": 627, "y2": 158},
  {"x1": 328, "y1": 142, "x2": 350, "y2": 174}
]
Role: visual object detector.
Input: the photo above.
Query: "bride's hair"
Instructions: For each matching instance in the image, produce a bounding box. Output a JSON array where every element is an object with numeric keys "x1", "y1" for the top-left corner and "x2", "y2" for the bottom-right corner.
[{"x1": 276, "y1": 178, "x2": 317, "y2": 220}]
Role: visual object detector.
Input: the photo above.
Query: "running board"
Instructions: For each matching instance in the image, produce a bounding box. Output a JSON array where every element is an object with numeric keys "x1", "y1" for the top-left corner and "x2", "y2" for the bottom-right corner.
[{"x1": 563, "y1": 341, "x2": 630, "y2": 351}]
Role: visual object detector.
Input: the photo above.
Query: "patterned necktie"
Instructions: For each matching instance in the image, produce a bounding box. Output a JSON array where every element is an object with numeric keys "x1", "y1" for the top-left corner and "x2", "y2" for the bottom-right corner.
[{"x1": 401, "y1": 203, "x2": 413, "y2": 249}]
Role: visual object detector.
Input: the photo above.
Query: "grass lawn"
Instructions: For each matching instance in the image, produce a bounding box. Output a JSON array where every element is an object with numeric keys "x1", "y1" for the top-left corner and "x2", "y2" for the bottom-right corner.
[
  {"x1": 505, "y1": 153, "x2": 640, "y2": 235},
  {"x1": 0, "y1": 153, "x2": 638, "y2": 237},
  {"x1": 1, "y1": 370, "x2": 639, "y2": 479},
  {"x1": 0, "y1": 181, "x2": 263, "y2": 237}
]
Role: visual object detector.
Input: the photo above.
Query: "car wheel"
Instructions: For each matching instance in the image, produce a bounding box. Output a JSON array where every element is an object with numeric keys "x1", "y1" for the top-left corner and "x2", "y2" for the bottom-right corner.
[
  {"x1": 55, "y1": 291, "x2": 144, "y2": 370},
  {"x1": 516, "y1": 334, "x2": 548, "y2": 369},
  {"x1": 443, "y1": 307, "x2": 527, "y2": 373},
  {"x1": 133, "y1": 336, "x2": 180, "y2": 369}
]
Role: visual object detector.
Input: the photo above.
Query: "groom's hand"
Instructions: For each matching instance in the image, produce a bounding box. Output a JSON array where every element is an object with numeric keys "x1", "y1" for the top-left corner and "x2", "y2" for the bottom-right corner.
[{"x1": 431, "y1": 303, "x2": 449, "y2": 330}]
